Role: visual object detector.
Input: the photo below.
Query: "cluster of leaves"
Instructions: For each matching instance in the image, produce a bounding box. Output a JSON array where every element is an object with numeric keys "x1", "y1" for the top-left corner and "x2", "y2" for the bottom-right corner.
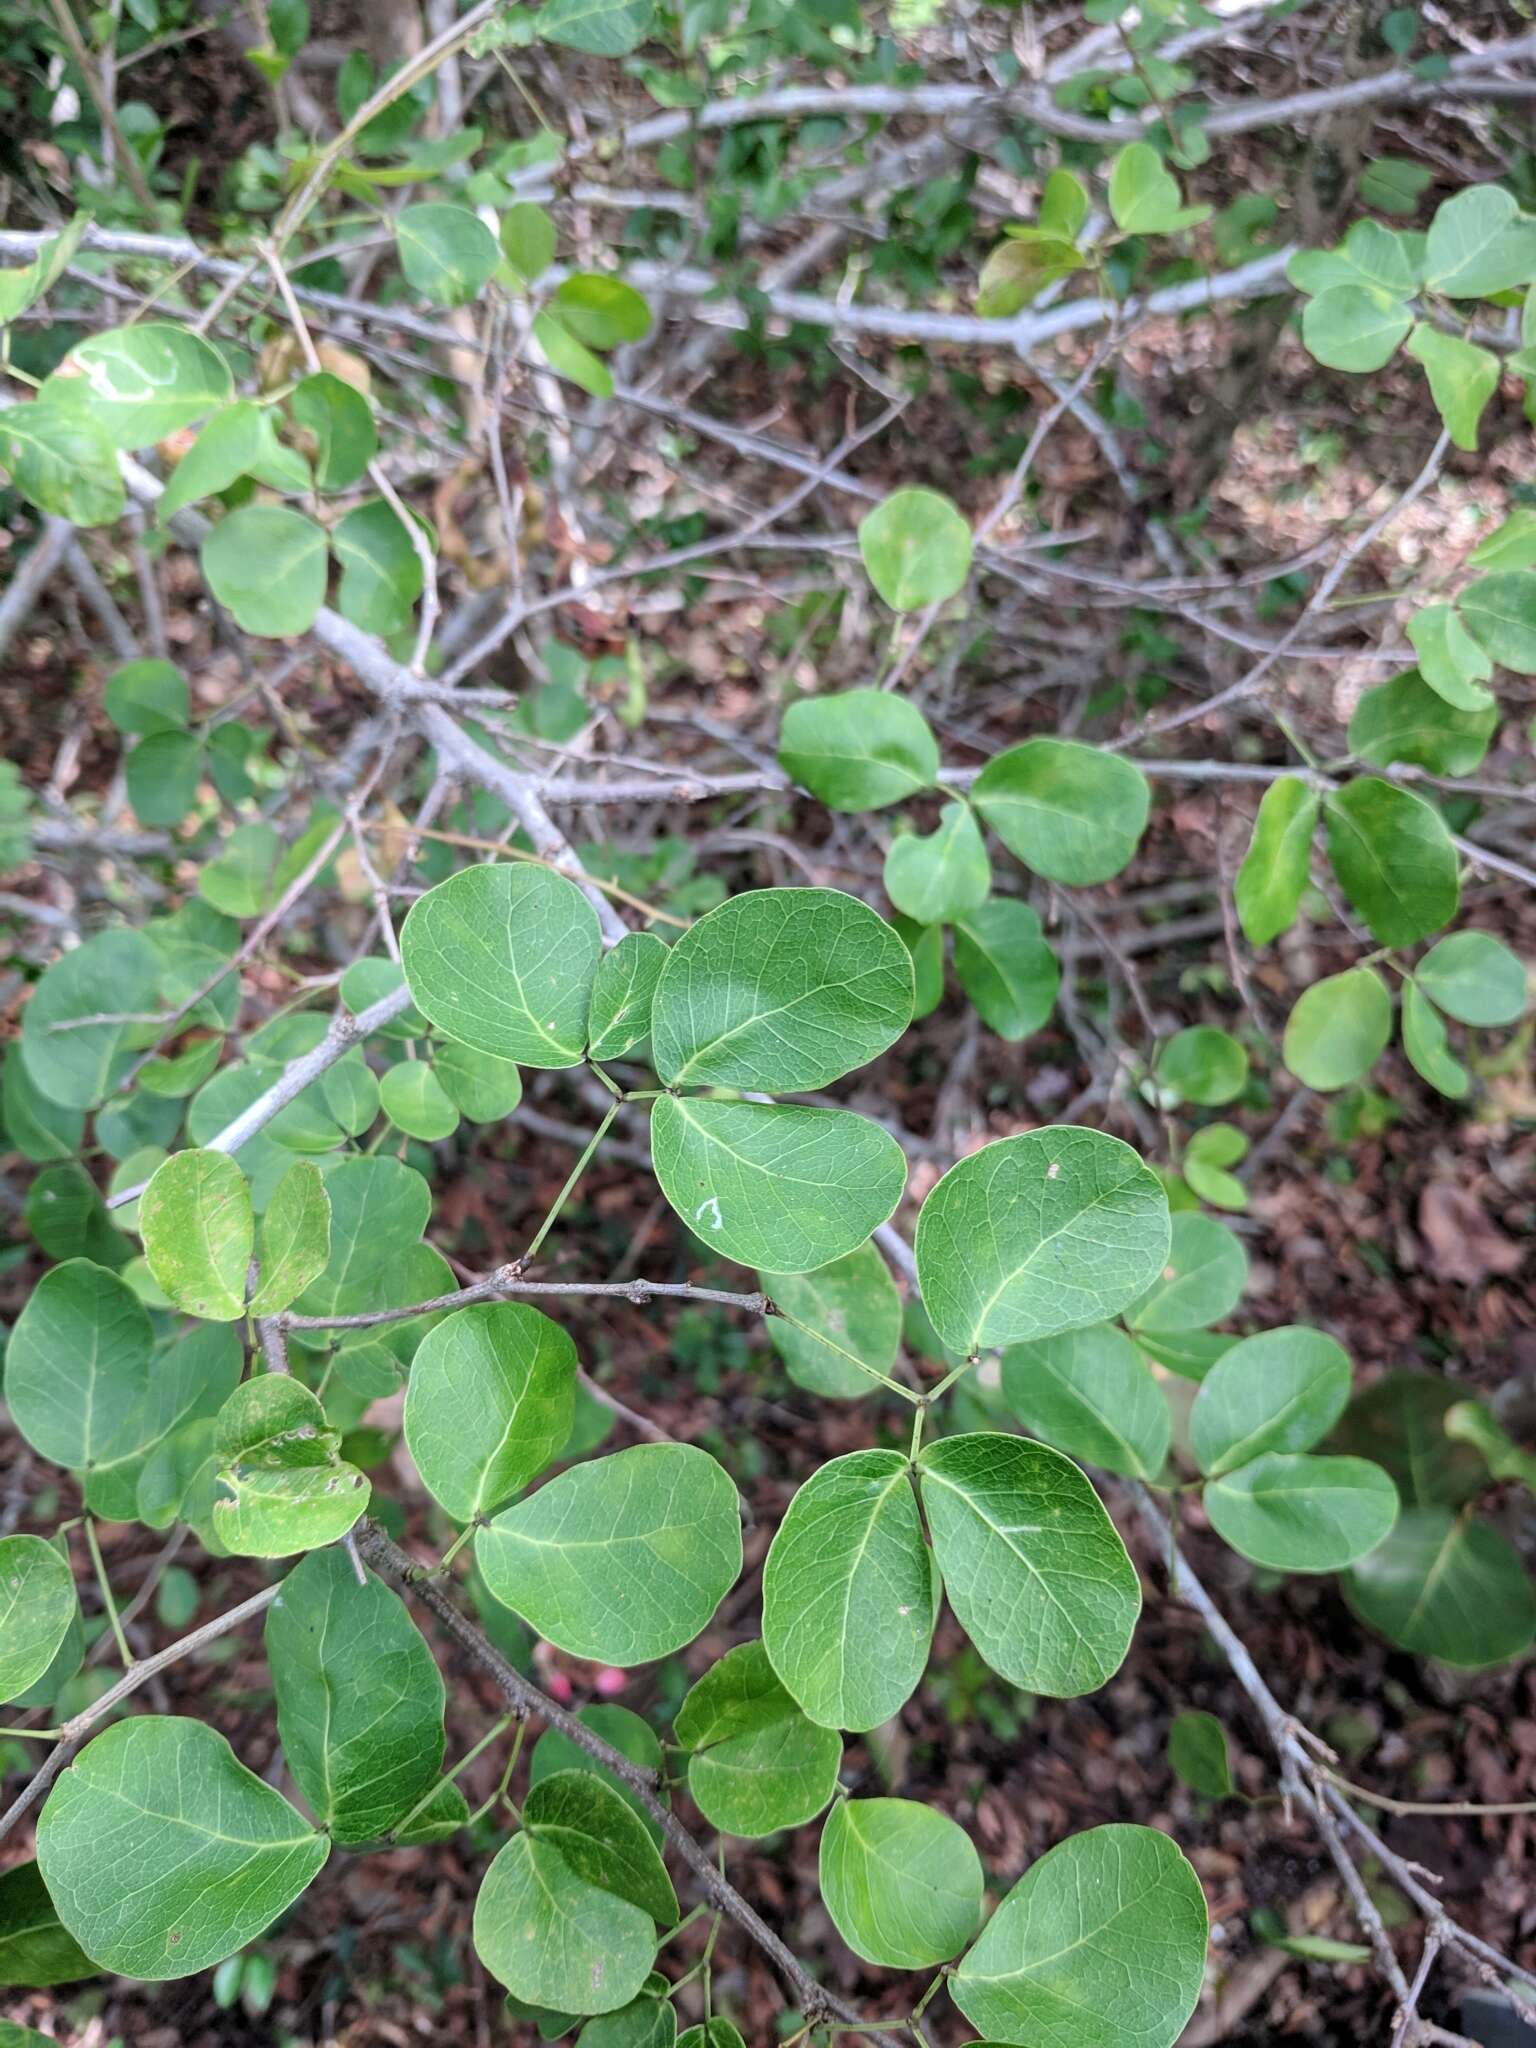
[{"x1": 3, "y1": 6, "x2": 1536, "y2": 2042}]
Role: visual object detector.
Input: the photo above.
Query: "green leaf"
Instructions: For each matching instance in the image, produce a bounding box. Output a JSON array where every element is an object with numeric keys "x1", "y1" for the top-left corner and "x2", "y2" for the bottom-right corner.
[
  {"x1": 291, "y1": 371, "x2": 377, "y2": 489},
  {"x1": 1283, "y1": 967, "x2": 1392, "y2": 1090},
  {"x1": 533, "y1": 306, "x2": 614, "y2": 397},
  {"x1": 0, "y1": 214, "x2": 86, "y2": 323},
  {"x1": 401, "y1": 864, "x2": 601, "y2": 1069},
  {"x1": 1301, "y1": 286, "x2": 1412, "y2": 372},
  {"x1": 529, "y1": 1704, "x2": 668, "y2": 1847},
  {"x1": 267, "y1": 1547, "x2": 446, "y2": 1843},
  {"x1": 202, "y1": 505, "x2": 328, "y2": 637},
  {"x1": 105, "y1": 657, "x2": 189, "y2": 737},
  {"x1": 1401, "y1": 977, "x2": 1469, "y2": 1097},
  {"x1": 778, "y1": 689, "x2": 940, "y2": 812},
  {"x1": 0, "y1": 1538, "x2": 76, "y2": 1704},
  {"x1": 526, "y1": 1770, "x2": 676, "y2": 1925},
  {"x1": 198, "y1": 821, "x2": 281, "y2": 919},
  {"x1": 1126, "y1": 1212, "x2": 1248, "y2": 1335},
  {"x1": 918, "y1": 1433, "x2": 1141, "y2": 1694},
  {"x1": 140, "y1": 1149, "x2": 254, "y2": 1321},
  {"x1": 650, "y1": 1096, "x2": 907, "y2": 1275},
  {"x1": 126, "y1": 729, "x2": 202, "y2": 827},
  {"x1": 1416, "y1": 931, "x2": 1527, "y2": 1026},
  {"x1": 1168, "y1": 1710, "x2": 1233, "y2": 1799},
  {"x1": 762, "y1": 1451, "x2": 934, "y2": 1731},
  {"x1": 21, "y1": 927, "x2": 161, "y2": 1110},
  {"x1": 580, "y1": 1992, "x2": 677, "y2": 2047},
  {"x1": 293, "y1": 1156, "x2": 431, "y2": 1319},
  {"x1": 6, "y1": 1261, "x2": 154, "y2": 1470},
  {"x1": 553, "y1": 275, "x2": 651, "y2": 348},
  {"x1": 675, "y1": 2027, "x2": 743, "y2": 2048},
  {"x1": 976, "y1": 232, "x2": 1083, "y2": 316},
  {"x1": 952, "y1": 1824, "x2": 1207, "y2": 2048},
  {"x1": 212, "y1": 1377, "x2": 369, "y2": 1557},
  {"x1": 1360, "y1": 156, "x2": 1433, "y2": 214},
  {"x1": 884, "y1": 802, "x2": 990, "y2": 924},
  {"x1": 1156, "y1": 1026, "x2": 1247, "y2": 1107},
  {"x1": 1190, "y1": 1326, "x2": 1352, "y2": 1478},
  {"x1": 1348, "y1": 668, "x2": 1496, "y2": 776},
  {"x1": 1040, "y1": 167, "x2": 1090, "y2": 241},
  {"x1": 587, "y1": 931, "x2": 666, "y2": 1060},
  {"x1": 0, "y1": 1860, "x2": 96, "y2": 1989},
  {"x1": 36, "y1": 1717, "x2": 328, "y2": 1979},
  {"x1": 675, "y1": 1641, "x2": 841, "y2": 1837},
  {"x1": 1334, "y1": 1370, "x2": 1488, "y2": 1510},
  {"x1": 820, "y1": 1798, "x2": 983, "y2": 1967},
  {"x1": 1288, "y1": 219, "x2": 1419, "y2": 297},
  {"x1": 158, "y1": 401, "x2": 304, "y2": 521},
  {"x1": 0, "y1": 399, "x2": 125, "y2": 525},
  {"x1": 1470, "y1": 506, "x2": 1536, "y2": 572},
  {"x1": 760, "y1": 1242, "x2": 901, "y2": 1400},
  {"x1": 477, "y1": 1443, "x2": 741, "y2": 1666},
  {"x1": 380, "y1": 1059, "x2": 460, "y2": 1140},
  {"x1": 1406, "y1": 604, "x2": 1495, "y2": 709},
  {"x1": 1345, "y1": 1509, "x2": 1536, "y2": 1666},
  {"x1": 25, "y1": 1162, "x2": 130, "y2": 1269},
  {"x1": 1459, "y1": 572, "x2": 1536, "y2": 674},
  {"x1": 914, "y1": 1128, "x2": 1170, "y2": 1355},
  {"x1": 651, "y1": 886, "x2": 912, "y2": 1092},
  {"x1": 475, "y1": 1823, "x2": 658, "y2": 2017},
  {"x1": 1424, "y1": 184, "x2": 1536, "y2": 298},
  {"x1": 535, "y1": 0, "x2": 655, "y2": 56},
  {"x1": 333, "y1": 498, "x2": 425, "y2": 636},
  {"x1": 972, "y1": 739, "x2": 1150, "y2": 886},
  {"x1": 1405, "y1": 324, "x2": 1499, "y2": 450},
  {"x1": 1324, "y1": 778, "x2": 1458, "y2": 946},
  {"x1": 48, "y1": 323, "x2": 232, "y2": 447},
  {"x1": 1000, "y1": 1324, "x2": 1170, "y2": 1480},
  {"x1": 2, "y1": 1044, "x2": 82, "y2": 1163},
  {"x1": 858, "y1": 488, "x2": 973, "y2": 611},
  {"x1": 431, "y1": 1039, "x2": 523, "y2": 1121},
  {"x1": 396, "y1": 202, "x2": 500, "y2": 306},
  {"x1": 1107, "y1": 142, "x2": 1210, "y2": 233},
  {"x1": 500, "y1": 201, "x2": 557, "y2": 284},
  {"x1": 952, "y1": 899, "x2": 1059, "y2": 1042},
  {"x1": 1234, "y1": 776, "x2": 1317, "y2": 944},
  {"x1": 404, "y1": 1302, "x2": 577, "y2": 1521},
  {"x1": 248, "y1": 1161, "x2": 331, "y2": 1317},
  {"x1": 1206, "y1": 1453, "x2": 1399, "y2": 1572}
]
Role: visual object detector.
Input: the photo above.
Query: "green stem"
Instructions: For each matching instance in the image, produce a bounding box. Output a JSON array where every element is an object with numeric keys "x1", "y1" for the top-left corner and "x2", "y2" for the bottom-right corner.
[
  {"x1": 84, "y1": 1518, "x2": 133, "y2": 1670},
  {"x1": 435, "y1": 1522, "x2": 477, "y2": 1573},
  {"x1": 390, "y1": 1712, "x2": 517, "y2": 1840},
  {"x1": 519, "y1": 1102, "x2": 618, "y2": 1265},
  {"x1": 772, "y1": 1308, "x2": 921, "y2": 1406},
  {"x1": 924, "y1": 1355, "x2": 976, "y2": 1403},
  {"x1": 465, "y1": 1717, "x2": 526, "y2": 1827}
]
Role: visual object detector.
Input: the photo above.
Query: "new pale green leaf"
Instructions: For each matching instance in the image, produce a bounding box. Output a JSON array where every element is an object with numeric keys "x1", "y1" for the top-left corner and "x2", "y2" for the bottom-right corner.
[{"x1": 1283, "y1": 968, "x2": 1392, "y2": 1090}]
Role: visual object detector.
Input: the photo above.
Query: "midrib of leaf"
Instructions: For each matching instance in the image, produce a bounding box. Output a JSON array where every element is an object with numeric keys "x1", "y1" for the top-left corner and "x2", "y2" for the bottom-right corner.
[
  {"x1": 969, "y1": 1171, "x2": 1139, "y2": 1347},
  {"x1": 920, "y1": 1466, "x2": 1090, "y2": 1648}
]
